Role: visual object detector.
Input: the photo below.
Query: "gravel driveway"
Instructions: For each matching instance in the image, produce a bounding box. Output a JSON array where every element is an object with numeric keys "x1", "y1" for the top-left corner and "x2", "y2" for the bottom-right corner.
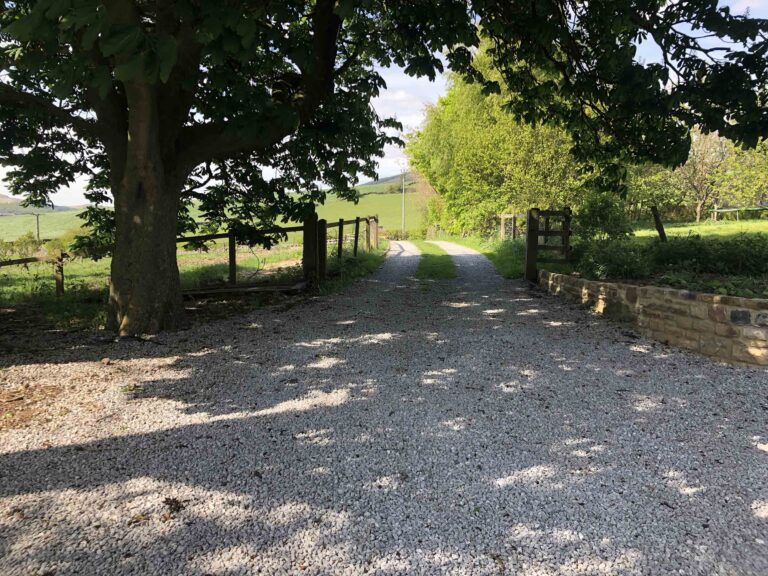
[{"x1": 1, "y1": 240, "x2": 767, "y2": 576}]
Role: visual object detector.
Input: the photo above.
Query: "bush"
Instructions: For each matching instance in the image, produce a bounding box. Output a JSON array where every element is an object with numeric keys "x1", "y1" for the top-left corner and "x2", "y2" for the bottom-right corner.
[
  {"x1": 12, "y1": 232, "x2": 41, "y2": 258},
  {"x1": 573, "y1": 239, "x2": 652, "y2": 280},
  {"x1": 573, "y1": 192, "x2": 633, "y2": 240},
  {"x1": 650, "y1": 234, "x2": 768, "y2": 276}
]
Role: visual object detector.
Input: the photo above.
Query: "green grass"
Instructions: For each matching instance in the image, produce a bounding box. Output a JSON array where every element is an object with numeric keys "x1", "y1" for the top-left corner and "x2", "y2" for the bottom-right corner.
[
  {"x1": 634, "y1": 218, "x2": 768, "y2": 240},
  {"x1": 319, "y1": 242, "x2": 388, "y2": 294},
  {"x1": 315, "y1": 191, "x2": 424, "y2": 234},
  {"x1": 0, "y1": 190, "x2": 426, "y2": 242},
  {"x1": 0, "y1": 210, "x2": 84, "y2": 241},
  {"x1": 434, "y1": 235, "x2": 527, "y2": 279},
  {"x1": 412, "y1": 240, "x2": 456, "y2": 280}
]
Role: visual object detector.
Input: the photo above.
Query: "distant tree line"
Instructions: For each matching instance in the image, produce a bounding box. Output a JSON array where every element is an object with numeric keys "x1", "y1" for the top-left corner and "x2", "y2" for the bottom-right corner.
[{"x1": 408, "y1": 51, "x2": 768, "y2": 235}]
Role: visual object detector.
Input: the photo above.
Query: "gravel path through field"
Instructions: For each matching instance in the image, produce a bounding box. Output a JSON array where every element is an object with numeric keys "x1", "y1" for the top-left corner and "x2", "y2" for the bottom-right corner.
[{"x1": 1, "y1": 240, "x2": 767, "y2": 576}]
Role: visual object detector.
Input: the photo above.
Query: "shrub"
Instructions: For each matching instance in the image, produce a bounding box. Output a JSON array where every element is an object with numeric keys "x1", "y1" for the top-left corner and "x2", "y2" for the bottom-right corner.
[
  {"x1": 573, "y1": 192, "x2": 633, "y2": 240},
  {"x1": 12, "y1": 232, "x2": 41, "y2": 258},
  {"x1": 650, "y1": 234, "x2": 768, "y2": 276},
  {"x1": 573, "y1": 239, "x2": 652, "y2": 280}
]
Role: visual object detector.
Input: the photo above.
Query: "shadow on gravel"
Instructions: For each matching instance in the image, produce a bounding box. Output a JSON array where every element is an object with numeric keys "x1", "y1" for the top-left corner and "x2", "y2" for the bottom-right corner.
[{"x1": 1, "y1": 251, "x2": 767, "y2": 574}]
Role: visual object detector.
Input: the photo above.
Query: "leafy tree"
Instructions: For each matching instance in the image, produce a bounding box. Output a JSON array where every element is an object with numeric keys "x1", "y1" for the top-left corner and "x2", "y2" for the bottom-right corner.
[
  {"x1": 626, "y1": 164, "x2": 688, "y2": 220},
  {"x1": 676, "y1": 129, "x2": 729, "y2": 222},
  {"x1": 408, "y1": 55, "x2": 586, "y2": 234},
  {"x1": 2, "y1": 1, "x2": 767, "y2": 334},
  {"x1": 714, "y1": 139, "x2": 768, "y2": 210},
  {"x1": 0, "y1": 1, "x2": 475, "y2": 334}
]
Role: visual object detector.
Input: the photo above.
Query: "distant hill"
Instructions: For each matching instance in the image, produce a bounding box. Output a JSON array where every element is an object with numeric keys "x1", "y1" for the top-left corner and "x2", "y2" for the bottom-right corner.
[
  {"x1": 356, "y1": 172, "x2": 419, "y2": 195},
  {"x1": 0, "y1": 193, "x2": 77, "y2": 216}
]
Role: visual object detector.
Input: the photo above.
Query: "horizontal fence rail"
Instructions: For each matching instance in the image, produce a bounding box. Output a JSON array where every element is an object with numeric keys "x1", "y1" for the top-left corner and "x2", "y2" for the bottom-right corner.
[{"x1": 1, "y1": 213, "x2": 381, "y2": 297}]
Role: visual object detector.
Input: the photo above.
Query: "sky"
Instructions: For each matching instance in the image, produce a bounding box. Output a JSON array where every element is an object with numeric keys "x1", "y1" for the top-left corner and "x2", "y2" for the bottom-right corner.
[{"x1": 4, "y1": 0, "x2": 768, "y2": 206}]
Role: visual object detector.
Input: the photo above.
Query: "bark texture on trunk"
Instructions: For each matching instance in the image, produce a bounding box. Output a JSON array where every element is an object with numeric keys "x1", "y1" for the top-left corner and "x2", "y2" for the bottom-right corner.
[
  {"x1": 650, "y1": 205, "x2": 667, "y2": 242},
  {"x1": 108, "y1": 83, "x2": 184, "y2": 336}
]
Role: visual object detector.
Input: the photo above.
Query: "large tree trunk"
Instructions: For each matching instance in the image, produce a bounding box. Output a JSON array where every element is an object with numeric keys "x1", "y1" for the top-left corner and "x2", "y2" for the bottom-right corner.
[
  {"x1": 108, "y1": 84, "x2": 184, "y2": 336},
  {"x1": 695, "y1": 201, "x2": 704, "y2": 223},
  {"x1": 109, "y1": 176, "x2": 183, "y2": 335}
]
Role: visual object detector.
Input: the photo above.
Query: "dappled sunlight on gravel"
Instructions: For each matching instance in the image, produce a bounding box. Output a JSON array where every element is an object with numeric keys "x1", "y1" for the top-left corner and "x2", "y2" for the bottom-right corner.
[{"x1": 1, "y1": 240, "x2": 766, "y2": 575}]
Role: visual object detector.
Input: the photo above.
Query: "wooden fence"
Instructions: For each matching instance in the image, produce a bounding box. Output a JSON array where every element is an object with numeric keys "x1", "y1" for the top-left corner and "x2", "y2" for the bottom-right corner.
[
  {"x1": 0, "y1": 213, "x2": 380, "y2": 296},
  {"x1": 523, "y1": 207, "x2": 572, "y2": 283},
  {"x1": 0, "y1": 252, "x2": 66, "y2": 295},
  {"x1": 499, "y1": 213, "x2": 525, "y2": 240}
]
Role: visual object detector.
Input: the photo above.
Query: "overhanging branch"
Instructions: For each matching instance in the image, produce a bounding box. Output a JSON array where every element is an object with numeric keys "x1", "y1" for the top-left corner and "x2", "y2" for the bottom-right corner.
[{"x1": 0, "y1": 84, "x2": 98, "y2": 138}]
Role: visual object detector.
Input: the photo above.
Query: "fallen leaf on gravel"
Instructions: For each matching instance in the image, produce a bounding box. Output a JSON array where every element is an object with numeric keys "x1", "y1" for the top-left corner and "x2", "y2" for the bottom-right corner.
[
  {"x1": 128, "y1": 513, "x2": 149, "y2": 525},
  {"x1": 163, "y1": 497, "x2": 186, "y2": 514}
]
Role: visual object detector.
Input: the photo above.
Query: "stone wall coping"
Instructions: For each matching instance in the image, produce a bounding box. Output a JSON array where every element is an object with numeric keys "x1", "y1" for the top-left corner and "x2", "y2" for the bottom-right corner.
[{"x1": 539, "y1": 270, "x2": 768, "y2": 311}]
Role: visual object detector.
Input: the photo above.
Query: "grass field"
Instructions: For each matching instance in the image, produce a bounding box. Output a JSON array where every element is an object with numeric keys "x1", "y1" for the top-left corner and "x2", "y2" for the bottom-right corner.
[
  {"x1": 634, "y1": 218, "x2": 768, "y2": 239},
  {"x1": 0, "y1": 189, "x2": 427, "y2": 241},
  {"x1": 0, "y1": 210, "x2": 84, "y2": 241}
]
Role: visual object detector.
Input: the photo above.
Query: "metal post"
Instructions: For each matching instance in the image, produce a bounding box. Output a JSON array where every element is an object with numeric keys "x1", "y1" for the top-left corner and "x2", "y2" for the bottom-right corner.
[{"x1": 401, "y1": 171, "x2": 405, "y2": 233}]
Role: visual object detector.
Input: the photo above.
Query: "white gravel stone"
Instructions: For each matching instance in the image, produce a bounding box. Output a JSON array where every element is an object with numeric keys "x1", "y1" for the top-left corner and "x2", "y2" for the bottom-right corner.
[{"x1": 0, "y1": 240, "x2": 766, "y2": 575}]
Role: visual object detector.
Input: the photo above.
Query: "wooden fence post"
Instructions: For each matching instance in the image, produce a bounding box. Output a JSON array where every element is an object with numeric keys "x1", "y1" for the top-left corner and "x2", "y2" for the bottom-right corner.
[
  {"x1": 303, "y1": 212, "x2": 319, "y2": 284},
  {"x1": 563, "y1": 206, "x2": 572, "y2": 259},
  {"x1": 524, "y1": 208, "x2": 540, "y2": 283},
  {"x1": 54, "y1": 252, "x2": 65, "y2": 296},
  {"x1": 365, "y1": 217, "x2": 371, "y2": 251},
  {"x1": 228, "y1": 229, "x2": 237, "y2": 285},
  {"x1": 318, "y1": 219, "x2": 327, "y2": 281},
  {"x1": 512, "y1": 215, "x2": 518, "y2": 239},
  {"x1": 353, "y1": 216, "x2": 360, "y2": 257},
  {"x1": 500, "y1": 215, "x2": 506, "y2": 240},
  {"x1": 374, "y1": 215, "x2": 379, "y2": 248},
  {"x1": 337, "y1": 218, "x2": 344, "y2": 259}
]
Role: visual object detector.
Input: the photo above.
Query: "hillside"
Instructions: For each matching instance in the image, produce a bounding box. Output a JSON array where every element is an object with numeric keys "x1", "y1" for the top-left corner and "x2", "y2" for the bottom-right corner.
[
  {"x1": 355, "y1": 172, "x2": 419, "y2": 195},
  {"x1": 0, "y1": 193, "x2": 77, "y2": 215}
]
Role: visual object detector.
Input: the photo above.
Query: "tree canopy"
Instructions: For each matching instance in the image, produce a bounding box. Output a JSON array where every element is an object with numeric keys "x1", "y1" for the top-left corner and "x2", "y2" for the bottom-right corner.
[
  {"x1": 1, "y1": 0, "x2": 767, "y2": 333},
  {"x1": 408, "y1": 51, "x2": 587, "y2": 234}
]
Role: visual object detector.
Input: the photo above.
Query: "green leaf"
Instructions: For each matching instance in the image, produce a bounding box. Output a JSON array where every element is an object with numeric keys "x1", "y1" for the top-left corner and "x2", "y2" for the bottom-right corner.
[
  {"x1": 114, "y1": 54, "x2": 146, "y2": 82},
  {"x1": 91, "y1": 65, "x2": 112, "y2": 99},
  {"x1": 3, "y1": 15, "x2": 40, "y2": 41},
  {"x1": 157, "y1": 35, "x2": 177, "y2": 83},
  {"x1": 334, "y1": 0, "x2": 356, "y2": 19},
  {"x1": 100, "y1": 26, "x2": 143, "y2": 57}
]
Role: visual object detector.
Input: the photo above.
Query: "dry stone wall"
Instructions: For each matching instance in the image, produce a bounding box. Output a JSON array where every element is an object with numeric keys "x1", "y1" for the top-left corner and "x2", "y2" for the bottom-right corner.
[{"x1": 539, "y1": 270, "x2": 768, "y2": 367}]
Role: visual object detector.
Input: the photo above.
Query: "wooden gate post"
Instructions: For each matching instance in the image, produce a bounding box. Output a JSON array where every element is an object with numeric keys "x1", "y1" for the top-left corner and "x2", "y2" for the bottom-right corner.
[
  {"x1": 512, "y1": 215, "x2": 518, "y2": 239},
  {"x1": 353, "y1": 216, "x2": 360, "y2": 257},
  {"x1": 54, "y1": 252, "x2": 65, "y2": 296},
  {"x1": 563, "y1": 206, "x2": 573, "y2": 259},
  {"x1": 374, "y1": 215, "x2": 379, "y2": 248},
  {"x1": 303, "y1": 212, "x2": 319, "y2": 284},
  {"x1": 500, "y1": 215, "x2": 506, "y2": 240},
  {"x1": 228, "y1": 229, "x2": 237, "y2": 285},
  {"x1": 524, "y1": 208, "x2": 540, "y2": 283},
  {"x1": 337, "y1": 218, "x2": 344, "y2": 259},
  {"x1": 318, "y1": 219, "x2": 327, "y2": 281},
  {"x1": 365, "y1": 217, "x2": 371, "y2": 251}
]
